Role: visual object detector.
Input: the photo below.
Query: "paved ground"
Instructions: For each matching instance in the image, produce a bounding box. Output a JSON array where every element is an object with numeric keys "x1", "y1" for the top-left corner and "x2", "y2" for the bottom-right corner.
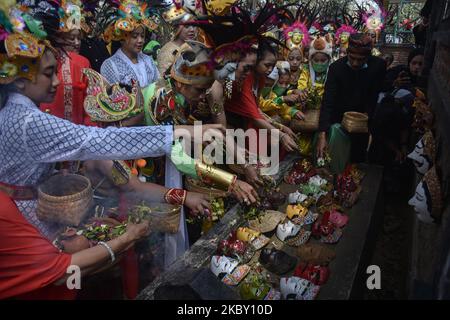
[{"x1": 365, "y1": 164, "x2": 415, "y2": 300}]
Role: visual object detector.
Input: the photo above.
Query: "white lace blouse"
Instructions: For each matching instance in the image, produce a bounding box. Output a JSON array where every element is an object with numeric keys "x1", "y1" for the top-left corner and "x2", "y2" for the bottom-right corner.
[{"x1": 100, "y1": 49, "x2": 160, "y2": 87}]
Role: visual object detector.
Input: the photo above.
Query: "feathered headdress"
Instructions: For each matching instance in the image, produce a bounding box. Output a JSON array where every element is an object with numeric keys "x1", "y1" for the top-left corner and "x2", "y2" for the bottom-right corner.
[
  {"x1": 335, "y1": 25, "x2": 356, "y2": 48},
  {"x1": 283, "y1": 21, "x2": 310, "y2": 51},
  {"x1": 363, "y1": 6, "x2": 385, "y2": 42},
  {"x1": 185, "y1": 2, "x2": 291, "y2": 70},
  {"x1": 282, "y1": 1, "x2": 321, "y2": 53}
]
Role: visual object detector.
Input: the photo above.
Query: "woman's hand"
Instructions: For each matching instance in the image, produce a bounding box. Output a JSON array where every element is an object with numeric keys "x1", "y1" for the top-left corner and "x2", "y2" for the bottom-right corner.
[
  {"x1": 280, "y1": 133, "x2": 298, "y2": 152},
  {"x1": 124, "y1": 220, "x2": 151, "y2": 242},
  {"x1": 316, "y1": 132, "x2": 328, "y2": 159},
  {"x1": 292, "y1": 90, "x2": 308, "y2": 104},
  {"x1": 393, "y1": 71, "x2": 412, "y2": 88},
  {"x1": 231, "y1": 180, "x2": 259, "y2": 205},
  {"x1": 293, "y1": 111, "x2": 306, "y2": 121},
  {"x1": 244, "y1": 165, "x2": 264, "y2": 188},
  {"x1": 60, "y1": 235, "x2": 91, "y2": 254},
  {"x1": 283, "y1": 94, "x2": 299, "y2": 105},
  {"x1": 280, "y1": 125, "x2": 297, "y2": 140},
  {"x1": 184, "y1": 191, "x2": 211, "y2": 216}
]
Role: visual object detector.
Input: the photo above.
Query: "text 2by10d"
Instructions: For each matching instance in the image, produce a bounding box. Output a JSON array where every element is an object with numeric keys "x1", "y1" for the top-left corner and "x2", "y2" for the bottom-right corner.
[{"x1": 220, "y1": 304, "x2": 273, "y2": 315}]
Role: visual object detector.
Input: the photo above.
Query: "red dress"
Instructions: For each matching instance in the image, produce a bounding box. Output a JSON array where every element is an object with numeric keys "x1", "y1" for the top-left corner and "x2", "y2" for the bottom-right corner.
[
  {"x1": 225, "y1": 73, "x2": 286, "y2": 158},
  {"x1": 40, "y1": 52, "x2": 95, "y2": 126},
  {"x1": 0, "y1": 192, "x2": 76, "y2": 300},
  {"x1": 225, "y1": 73, "x2": 265, "y2": 123}
]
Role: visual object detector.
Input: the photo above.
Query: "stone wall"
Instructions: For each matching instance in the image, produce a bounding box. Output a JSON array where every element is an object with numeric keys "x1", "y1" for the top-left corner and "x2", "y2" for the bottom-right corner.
[
  {"x1": 409, "y1": 0, "x2": 450, "y2": 299},
  {"x1": 380, "y1": 44, "x2": 414, "y2": 66}
]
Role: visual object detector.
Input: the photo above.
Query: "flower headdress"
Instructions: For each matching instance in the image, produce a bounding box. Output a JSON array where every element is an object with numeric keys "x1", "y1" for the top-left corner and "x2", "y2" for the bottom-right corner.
[
  {"x1": 100, "y1": 0, "x2": 164, "y2": 43},
  {"x1": 0, "y1": 1, "x2": 58, "y2": 84},
  {"x1": 58, "y1": 0, "x2": 83, "y2": 32}
]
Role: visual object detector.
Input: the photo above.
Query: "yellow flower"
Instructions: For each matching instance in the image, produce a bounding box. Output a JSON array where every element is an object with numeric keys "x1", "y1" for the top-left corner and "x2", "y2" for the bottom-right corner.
[
  {"x1": 0, "y1": 0, "x2": 16, "y2": 14},
  {"x1": 0, "y1": 61, "x2": 18, "y2": 78}
]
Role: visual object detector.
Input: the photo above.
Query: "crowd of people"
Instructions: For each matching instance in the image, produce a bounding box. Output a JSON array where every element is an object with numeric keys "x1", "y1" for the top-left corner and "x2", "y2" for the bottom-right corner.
[{"x1": 0, "y1": 0, "x2": 427, "y2": 300}]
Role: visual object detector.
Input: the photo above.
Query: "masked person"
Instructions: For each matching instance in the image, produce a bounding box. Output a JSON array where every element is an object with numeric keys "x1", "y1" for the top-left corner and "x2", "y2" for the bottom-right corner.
[
  {"x1": 282, "y1": 21, "x2": 310, "y2": 87},
  {"x1": 292, "y1": 36, "x2": 333, "y2": 156}
]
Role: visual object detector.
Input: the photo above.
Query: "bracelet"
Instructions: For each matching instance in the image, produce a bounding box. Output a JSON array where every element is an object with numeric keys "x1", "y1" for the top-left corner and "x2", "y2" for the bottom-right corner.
[
  {"x1": 98, "y1": 241, "x2": 115, "y2": 264},
  {"x1": 164, "y1": 188, "x2": 187, "y2": 206},
  {"x1": 229, "y1": 175, "x2": 239, "y2": 193}
]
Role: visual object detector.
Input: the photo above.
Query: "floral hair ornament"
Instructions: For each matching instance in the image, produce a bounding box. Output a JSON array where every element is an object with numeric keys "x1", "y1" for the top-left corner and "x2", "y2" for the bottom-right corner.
[
  {"x1": 323, "y1": 23, "x2": 335, "y2": 35},
  {"x1": 308, "y1": 22, "x2": 322, "y2": 39},
  {"x1": 82, "y1": 68, "x2": 143, "y2": 122},
  {"x1": 58, "y1": 0, "x2": 83, "y2": 32},
  {"x1": 101, "y1": 0, "x2": 161, "y2": 43},
  {"x1": 0, "y1": 0, "x2": 17, "y2": 38},
  {"x1": 0, "y1": 2, "x2": 55, "y2": 84},
  {"x1": 0, "y1": 33, "x2": 45, "y2": 84}
]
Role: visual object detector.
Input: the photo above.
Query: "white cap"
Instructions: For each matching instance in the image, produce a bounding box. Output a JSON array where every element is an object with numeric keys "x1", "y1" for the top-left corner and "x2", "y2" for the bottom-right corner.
[{"x1": 309, "y1": 36, "x2": 333, "y2": 60}]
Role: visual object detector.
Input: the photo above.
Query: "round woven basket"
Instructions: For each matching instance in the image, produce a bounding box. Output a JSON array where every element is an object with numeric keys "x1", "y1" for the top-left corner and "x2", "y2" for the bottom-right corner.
[
  {"x1": 185, "y1": 176, "x2": 229, "y2": 198},
  {"x1": 145, "y1": 203, "x2": 181, "y2": 234},
  {"x1": 341, "y1": 112, "x2": 368, "y2": 133},
  {"x1": 37, "y1": 174, "x2": 93, "y2": 226},
  {"x1": 291, "y1": 109, "x2": 320, "y2": 132}
]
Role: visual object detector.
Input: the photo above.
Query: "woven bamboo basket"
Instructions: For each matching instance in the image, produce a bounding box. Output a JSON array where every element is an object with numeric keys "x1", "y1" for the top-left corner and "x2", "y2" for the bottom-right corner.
[
  {"x1": 127, "y1": 201, "x2": 181, "y2": 234},
  {"x1": 292, "y1": 109, "x2": 320, "y2": 132},
  {"x1": 341, "y1": 112, "x2": 369, "y2": 133},
  {"x1": 37, "y1": 174, "x2": 93, "y2": 226},
  {"x1": 185, "y1": 176, "x2": 229, "y2": 198}
]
